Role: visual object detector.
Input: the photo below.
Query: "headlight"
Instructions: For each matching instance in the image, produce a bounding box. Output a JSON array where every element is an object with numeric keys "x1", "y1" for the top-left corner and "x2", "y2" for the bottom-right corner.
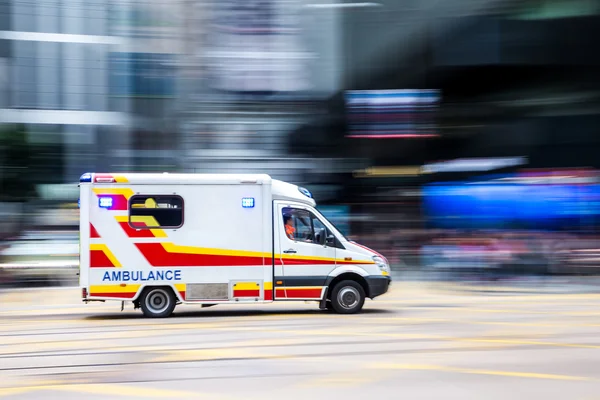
[{"x1": 373, "y1": 256, "x2": 390, "y2": 274}]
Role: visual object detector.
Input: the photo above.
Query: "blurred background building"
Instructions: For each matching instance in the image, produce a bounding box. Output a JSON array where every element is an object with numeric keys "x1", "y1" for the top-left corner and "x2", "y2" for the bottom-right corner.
[{"x1": 3, "y1": 0, "x2": 600, "y2": 283}]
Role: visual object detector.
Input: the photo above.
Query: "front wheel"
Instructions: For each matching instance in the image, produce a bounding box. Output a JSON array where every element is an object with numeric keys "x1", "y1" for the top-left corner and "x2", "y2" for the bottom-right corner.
[
  {"x1": 330, "y1": 280, "x2": 366, "y2": 314},
  {"x1": 140, "y1": 287, "x2": 176, "y2": 318}
]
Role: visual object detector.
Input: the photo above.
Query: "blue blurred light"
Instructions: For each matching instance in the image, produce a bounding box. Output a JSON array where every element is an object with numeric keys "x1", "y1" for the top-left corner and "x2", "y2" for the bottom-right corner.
[
  {"x1": 298, "y1": 187, "x2": 312, "y2": 198},
  {"x1": 242, "y1": 197, "x2": 255, "y2": 208},
  {"x1": 99, "y1": 197, "x2": 113, "y2": 209},
  {"x1": 78, "y1": 199, "x2": 81, "y2": 209},
  {"x1": 80, "y1": 173, "x2": 92, "y2": 183}
]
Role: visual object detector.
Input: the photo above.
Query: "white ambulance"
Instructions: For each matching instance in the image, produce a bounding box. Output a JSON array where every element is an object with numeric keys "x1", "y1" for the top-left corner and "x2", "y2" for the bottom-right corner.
[{"x1": 79, "y1": 172, "x2": 391, "y2": 317}]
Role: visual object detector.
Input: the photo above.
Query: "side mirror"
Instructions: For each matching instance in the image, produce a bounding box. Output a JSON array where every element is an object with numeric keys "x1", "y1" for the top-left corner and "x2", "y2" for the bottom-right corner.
[
  {"x1": 316, "y1": 228, "x2": 326, "y2": 245},
  {"x1": 326, "y1": 235, "x2": 335, "y2": 247}
]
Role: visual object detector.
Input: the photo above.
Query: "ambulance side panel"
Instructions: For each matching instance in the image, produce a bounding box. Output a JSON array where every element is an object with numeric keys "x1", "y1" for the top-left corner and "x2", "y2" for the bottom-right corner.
[
  {"x1": 79, "y1": 184, "x2": 91, "y2": 291},
  {"x1": 87, "y1": 182, "x2": 274, "y2": 303}
]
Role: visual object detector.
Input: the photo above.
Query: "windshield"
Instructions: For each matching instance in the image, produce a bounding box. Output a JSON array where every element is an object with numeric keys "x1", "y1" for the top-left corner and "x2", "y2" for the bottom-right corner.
[{"x1": 314, "y1": 209, "x2": 348, "y2": 242}]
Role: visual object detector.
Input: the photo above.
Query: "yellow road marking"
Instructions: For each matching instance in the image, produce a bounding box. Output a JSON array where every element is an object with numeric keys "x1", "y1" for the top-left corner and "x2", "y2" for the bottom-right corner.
[
  {"x1": 0, "y1": 328, "x2": 172, "y2": 346},
  {"x1": 103, "y1": 337, "x2": 317, "y2": 355},
  {"x1": 0, "y1": 387, "x2": 33, "y2": 397},
  {"x1": 151, "y1": 348, "x2": 254, "y2": 363},
  {"x1": 366, "y1": 316, "x2": 562, "y2": 328},
  {"x1": 370, "y1": 363, "x2": 591, "y2": 381},
  {"x1": 452, "y1": 337, "x2": 600, "y2": 349},
  {"x1": 56, "y1": 383, "x2": 200, "y2": 397},
  {"x1": 372, "y1": 306, "x2": 600, "y2": 316},
  {"x1": 0, "y1": 383, "x2": 205, "y2": 398},
  {"x1": 299, "y1": 372, "x2": 390, "y2": 388},
  {"x1": 236, "y1": 326, "x2": 600, "y2": 350}
]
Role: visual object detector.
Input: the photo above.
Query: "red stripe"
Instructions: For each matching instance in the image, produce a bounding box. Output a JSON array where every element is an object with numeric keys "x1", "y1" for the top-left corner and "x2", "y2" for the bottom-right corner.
[
  {"x1": 179, "y1": 291, "x2": 186, "y2": 300},
  {"x1": 233, "y1": 289, "x2": 260, "y2": 297},
  {"x1": 283, "y1": 288, "x2": 322, "y2": 299},
  {"x1": 135, "y1": 242, "x2": 364, "y2": 267},
  {"x1": 90, "y1": 250, "x2": 116, "y2": 268},
  {"x1": 89, "y1": 292, "x2": 136, "y2": 299},
  {"x1": 279, "y1": 258, "x2": 336, "y2": 266},
  {"x1": 275, "y1": 288, "x2": 286, "y2": 299},
  {"x1": 135, "y1": 243, "x2": 266, "y2": 267},
  {"x1": 264, "y1": 290, "x2": 273, "y2": 301},
  {"x1": 90, "y1": 223, "x2": 100, "y2": 238},
  {"x1": 118, "y1": 221, "x2": 155, "y2": 238}
]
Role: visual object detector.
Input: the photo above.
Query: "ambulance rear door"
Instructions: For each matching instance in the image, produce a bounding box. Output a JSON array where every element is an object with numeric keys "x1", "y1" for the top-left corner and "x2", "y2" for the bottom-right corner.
[{"x1": 79, "y1": 181, "x2": 92, "y2": 292}]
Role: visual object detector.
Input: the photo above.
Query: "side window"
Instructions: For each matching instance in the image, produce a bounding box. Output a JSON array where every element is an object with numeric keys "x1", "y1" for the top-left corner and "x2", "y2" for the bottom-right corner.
[
  {"x1": 311, "y1": 216, "x2": 328, "y2": 244},
  {"x1": 129, "y1": 195, "x2": 184, "y2": 229},
  {"x1": 282, "y1": 207, "x2": 330, "y2": 245}
]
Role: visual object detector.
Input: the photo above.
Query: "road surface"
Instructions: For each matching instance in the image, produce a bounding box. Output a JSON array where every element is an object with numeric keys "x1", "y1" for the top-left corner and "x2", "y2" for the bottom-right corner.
[{"x1": 1, "y1": 282, "x2": 600, "y2": 399}]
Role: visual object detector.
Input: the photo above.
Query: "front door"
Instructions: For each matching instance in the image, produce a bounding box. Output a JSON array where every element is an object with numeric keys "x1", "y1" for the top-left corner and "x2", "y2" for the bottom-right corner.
[{"x1": 275, "y1": 202, "x2": 336, "y2": 300}]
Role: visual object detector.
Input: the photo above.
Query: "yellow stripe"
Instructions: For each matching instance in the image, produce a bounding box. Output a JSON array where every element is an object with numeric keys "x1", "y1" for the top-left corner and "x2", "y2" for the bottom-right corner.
[
  {"x1": 89, "y1": 244, "x2": 122, "y2": 268},
  {"x1": 278, "y1": 253, "x2": 335, "y2": 262},
  {"x1": 234, "y1": 282, "x2": 260, "y2": 290},
  {"x1": 130, "y1": 216, "x2": 167, "y2": 237},
  {"x1": 264, "y1": 281, "x2": 273, "y2": 290},
  {"x1": 90, "y1": 284, "x2": 141, "y2": 294},
  {"x1": 92, "y1": 188, "x2": 135, "y2": 199},
  {"x1": 113, "y1": 175, "x2": 129, "y2": 183},
  {"x1": 277, "y1": 253, "x2": 375, "y2": 264},
  {"x1": 174, "y1": 283, "x2": 186, "y2": 292},
  {"x1": 95, "y1": 239, "x2": 373, "y2": 266},
  {"x1": 162, "y1": 243, "x2": 268, "y2": 258}
]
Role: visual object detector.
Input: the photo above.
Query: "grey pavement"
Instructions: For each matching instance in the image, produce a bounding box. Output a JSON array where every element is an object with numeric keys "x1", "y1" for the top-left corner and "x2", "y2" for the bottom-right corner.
[{"x1": 1, "y1": 282, "x2": 600, "y2": 399}]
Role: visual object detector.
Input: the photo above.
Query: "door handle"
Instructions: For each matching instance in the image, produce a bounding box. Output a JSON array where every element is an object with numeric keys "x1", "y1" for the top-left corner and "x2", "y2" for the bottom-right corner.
[{"x1": 283, "y1": 249, "x2": 297, "y2": 254}]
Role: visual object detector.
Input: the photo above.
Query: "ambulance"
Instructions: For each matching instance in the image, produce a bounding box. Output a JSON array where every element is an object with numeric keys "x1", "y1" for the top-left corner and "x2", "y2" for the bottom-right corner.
[{"x1": 79, "y1": 173, "x2": 391, "y2": 317}]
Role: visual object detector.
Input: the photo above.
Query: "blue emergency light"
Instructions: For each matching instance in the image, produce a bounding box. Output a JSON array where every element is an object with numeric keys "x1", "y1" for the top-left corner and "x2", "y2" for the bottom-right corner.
[
  {"x1": 298, "y1": 187, "x2": 312, "y2": 198},
  {"x1": 99, "y1": 197, "x2": 113, "y2": 209},
  {"x1": 242, "y1": 197, "x2": 255, "y2": 208},
  {"x1": 80, "y1": 173, "x2": 92, "y2": 183}
]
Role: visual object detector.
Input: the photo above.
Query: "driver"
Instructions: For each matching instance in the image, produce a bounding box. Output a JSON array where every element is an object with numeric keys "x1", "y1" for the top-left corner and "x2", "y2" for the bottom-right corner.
[{"x1": 284, "y1": 215, "x2": 296, "y2": 240}]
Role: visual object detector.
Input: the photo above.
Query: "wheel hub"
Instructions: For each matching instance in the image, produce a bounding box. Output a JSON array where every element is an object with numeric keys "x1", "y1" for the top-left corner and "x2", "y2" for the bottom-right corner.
[
  {"x1": 145, "y1": 289, "x2": 170, "y2": 314},
  {"x1": 337, "y1": 286, "x2": 360, "y2": 310}
]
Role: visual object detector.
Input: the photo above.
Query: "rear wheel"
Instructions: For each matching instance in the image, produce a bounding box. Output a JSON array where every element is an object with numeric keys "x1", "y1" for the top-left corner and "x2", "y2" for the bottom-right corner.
[
  {"x1": 330, "y1": 280, "x2": 366, "y2": 314},
  {"x1": 140, "y1": 287, "x2": 176, "y2": 318}
]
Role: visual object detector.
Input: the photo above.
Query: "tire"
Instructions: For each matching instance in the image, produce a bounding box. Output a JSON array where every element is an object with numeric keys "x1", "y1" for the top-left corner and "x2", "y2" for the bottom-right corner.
[
  {"x1": 330, "y1": 280, "x2": 366, "y2": 314},
  {"x1": 140, "y1": 287, "x2": 176, "y2": 318}
]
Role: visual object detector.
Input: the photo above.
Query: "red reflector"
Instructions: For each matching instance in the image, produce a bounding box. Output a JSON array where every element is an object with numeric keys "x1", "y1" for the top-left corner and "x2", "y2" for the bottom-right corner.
[
  {"x1": 95, "y1": 177, "x2": 115, "y2": 183},
  {"x1": 82, "y1": 288, "x2": 88, "y2": 298}
]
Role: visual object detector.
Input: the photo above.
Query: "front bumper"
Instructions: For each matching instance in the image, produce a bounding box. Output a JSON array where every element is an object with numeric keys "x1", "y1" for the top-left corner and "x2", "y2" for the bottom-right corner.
[{"x1": 366, "y1": 275, "x2": 391, "y2": 298}]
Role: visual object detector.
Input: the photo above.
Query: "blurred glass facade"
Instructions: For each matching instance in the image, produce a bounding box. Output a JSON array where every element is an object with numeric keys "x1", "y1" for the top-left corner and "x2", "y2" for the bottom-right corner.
[
  {"x1": 4, "y1": 0, "x2": 600, "y2": 281},
  {"x1": 0, "y1": 0, "x2": 182, "y2": 183}
]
